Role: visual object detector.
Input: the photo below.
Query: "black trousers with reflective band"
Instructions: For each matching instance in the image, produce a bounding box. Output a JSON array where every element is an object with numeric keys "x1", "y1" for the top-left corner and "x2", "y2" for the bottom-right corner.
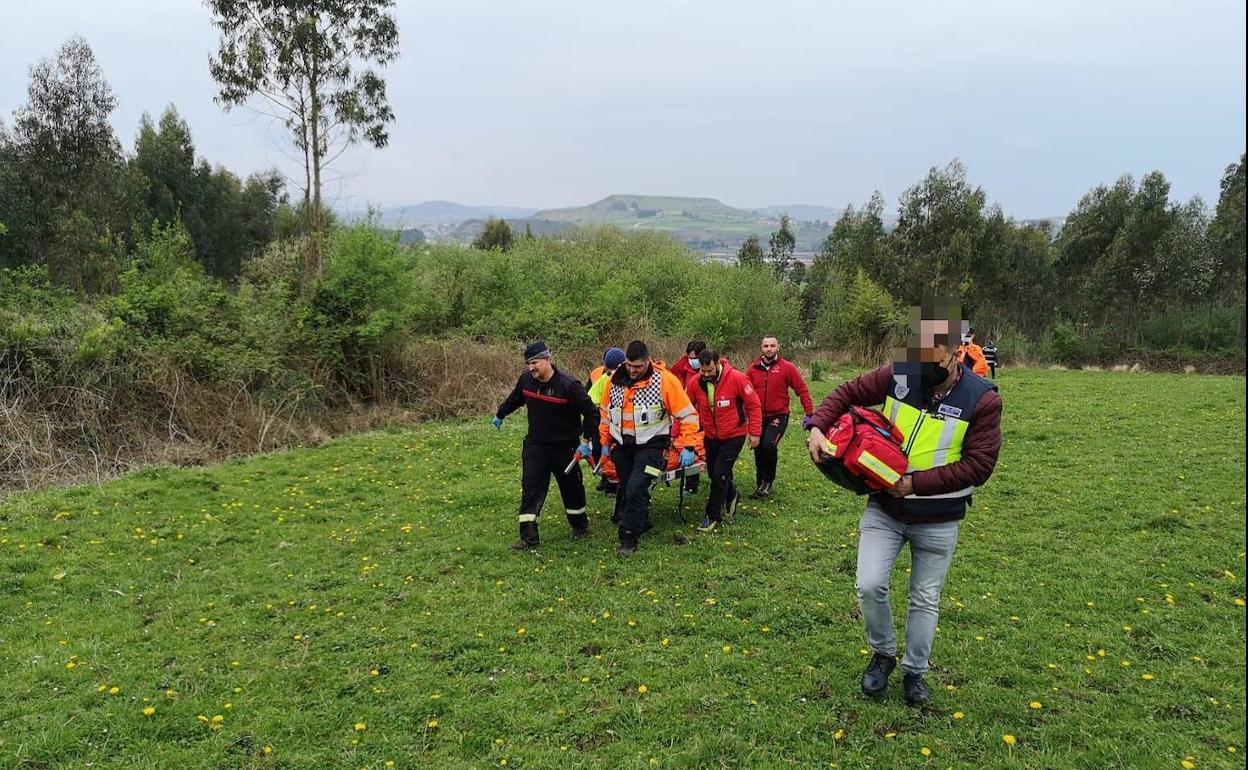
[
  {"x1": 611, "y1": 444, "x2": 665, "y2": 540},
  {"x1": 753, "y1": 414, "x2": 789, "y2": 484},
  {"x1": 705, "y1": 435, "x2": 745, "y2": 521},
  {"x1": 519, "y1": 439, "x2": 586, "y2": 520}
]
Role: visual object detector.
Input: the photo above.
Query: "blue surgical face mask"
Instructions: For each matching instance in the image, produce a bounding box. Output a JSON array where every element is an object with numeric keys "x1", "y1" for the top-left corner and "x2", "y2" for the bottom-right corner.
[{"x1": 688, "y1": 358, "x2": 700, "y2": 369}]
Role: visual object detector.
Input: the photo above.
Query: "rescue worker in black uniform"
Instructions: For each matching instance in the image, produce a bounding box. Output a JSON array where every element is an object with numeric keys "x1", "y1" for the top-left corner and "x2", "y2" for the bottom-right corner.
[{"x1": 493, "y1": 340, "x2": 599, "y2": 550}]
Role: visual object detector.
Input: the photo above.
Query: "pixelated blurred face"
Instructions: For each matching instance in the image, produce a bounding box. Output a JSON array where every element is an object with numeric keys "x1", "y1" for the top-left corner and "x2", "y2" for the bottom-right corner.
[
  {"x1": 918, "y1": 319, "x2": 954, "y2": 363},
  {"x1": 761, "y1": 337, "x2": 780, "y2": 358},
  {"x1": 527, "y1": 356, "x2": 554, "y2": 380}
]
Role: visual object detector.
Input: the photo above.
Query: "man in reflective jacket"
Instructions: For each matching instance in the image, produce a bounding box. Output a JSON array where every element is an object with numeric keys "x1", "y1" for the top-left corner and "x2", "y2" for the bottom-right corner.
[
  {"x1": 599, "y1": 340, "x2": 701, "y2": 556},
  {"x1": 807, "y1": 301, "x2": 1002, "y2": 706}
]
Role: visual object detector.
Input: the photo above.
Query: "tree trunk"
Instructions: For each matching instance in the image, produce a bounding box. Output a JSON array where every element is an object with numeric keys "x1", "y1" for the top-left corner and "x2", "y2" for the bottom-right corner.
[{"x1": 307, "y1": 67, "x2": 323, "y2": 279}]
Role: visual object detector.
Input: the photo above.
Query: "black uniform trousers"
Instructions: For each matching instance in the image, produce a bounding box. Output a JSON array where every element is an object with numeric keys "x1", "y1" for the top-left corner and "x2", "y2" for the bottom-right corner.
[
  {"x1": 753, "y1": 414, "x2": 789, "y2": 485},
  {"x1": 520, "y1": 439, "x2": 587, "y2": 528},
  {"x1": 705, "y1": 435, "x2": 746, "y2": 522},
  {"x1": 611, "y1": 443, "x2": 666, "y2": 545}
]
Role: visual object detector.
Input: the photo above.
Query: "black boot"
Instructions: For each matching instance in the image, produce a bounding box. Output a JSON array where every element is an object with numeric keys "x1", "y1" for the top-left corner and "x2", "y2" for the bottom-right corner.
[
  {"x1": 617, "y1": 530, "x2": 639, "y2": 556},
  {"x1": 861, "y1": 652, "x2": 896, "y2": 697},
  {"x1": 750, "y1": 482, "x2": 772, "y2": 499},
  {"x1": 510, "y1": 521, "x2": 540, "y2": 550},
  {"x1": 567, "y1": 512, "x2": 590, "y2": 538},
  {"x1": 903, "y1": 672, "x2": 929, "y2": 706}
]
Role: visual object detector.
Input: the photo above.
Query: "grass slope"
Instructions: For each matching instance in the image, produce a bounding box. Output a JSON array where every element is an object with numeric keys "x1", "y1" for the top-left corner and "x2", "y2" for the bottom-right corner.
[{"x1": 1, "y1": 370, "x2": 1244, "y2": 770}]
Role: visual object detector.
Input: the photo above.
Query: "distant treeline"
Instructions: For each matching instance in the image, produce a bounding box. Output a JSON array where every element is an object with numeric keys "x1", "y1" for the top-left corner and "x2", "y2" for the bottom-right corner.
[{"x1": 796, "y1": 158, "x2": 1245, "y2": 365}]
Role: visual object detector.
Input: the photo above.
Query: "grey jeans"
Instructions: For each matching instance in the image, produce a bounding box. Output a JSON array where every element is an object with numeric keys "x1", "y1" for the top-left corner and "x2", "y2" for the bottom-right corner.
[{"x1": 855, "y1": 500, "x2": 960, "y2": 675}]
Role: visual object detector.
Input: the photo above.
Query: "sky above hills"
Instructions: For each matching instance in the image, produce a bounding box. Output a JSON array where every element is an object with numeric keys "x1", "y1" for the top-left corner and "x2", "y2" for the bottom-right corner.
[{"x1": 2, "y1": 0, "x2": 1244, "y2": 219}]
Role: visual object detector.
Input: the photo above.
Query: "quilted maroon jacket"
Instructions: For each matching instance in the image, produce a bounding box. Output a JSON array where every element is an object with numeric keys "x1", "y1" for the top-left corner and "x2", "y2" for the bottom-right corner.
[{"x1": 810, "y1": 364, "x2": 1002, "y2": 522}]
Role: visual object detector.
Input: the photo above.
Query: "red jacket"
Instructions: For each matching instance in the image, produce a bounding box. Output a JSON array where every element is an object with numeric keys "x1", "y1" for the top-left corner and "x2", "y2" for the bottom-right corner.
[
  {"x1": 747, "y1": 356, "x2": 814, "y2": 418},
  {"x1": 810, "y1": 364, "x2": 1003, "y2": 521},
  {"x1": 670, "y1": 354, "x2": 698, "y2": 384},
  {"x1": 686, "y1": 361, "x2": 762, "y2": 441}
]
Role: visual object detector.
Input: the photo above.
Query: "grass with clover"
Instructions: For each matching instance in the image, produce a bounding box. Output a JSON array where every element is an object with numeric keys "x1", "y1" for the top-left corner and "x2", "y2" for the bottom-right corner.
[{"x1": 1, "y1": 368, "x2": 1245, "y2": 770}]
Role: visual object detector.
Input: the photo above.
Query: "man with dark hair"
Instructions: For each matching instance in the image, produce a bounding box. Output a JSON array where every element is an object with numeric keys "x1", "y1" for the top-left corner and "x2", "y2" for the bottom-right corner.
[
  {"x1": 599, "y1": 340, "x2": 701, "y2": 556},
  {"x1": 747, "y1": 334, "x2": 815, "y2": 499},
  {"x1": 806, "y1": 300, "x2": 1002, "y2": 706},
  {"x1": 494, "y1": 340, "x2": 599, "y2": 550},
  {"x1": 669, "y1": 339, "x2": 707, "y2": 385},
  {"x1": 686, "y1": 348, "x2": 761, "y2": 532}
]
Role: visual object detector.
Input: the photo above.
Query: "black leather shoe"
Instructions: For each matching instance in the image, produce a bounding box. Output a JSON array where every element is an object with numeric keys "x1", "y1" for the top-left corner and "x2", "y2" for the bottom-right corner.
[
  {"x1": 617, "y1": 542, "x2": 636, "y2": 556},
  {"x1": 903, "y1": 672, "x2": 929, "y2": 706},
  {"x1": 861, "y1": 652, "x2": 896, "y2": 696}
]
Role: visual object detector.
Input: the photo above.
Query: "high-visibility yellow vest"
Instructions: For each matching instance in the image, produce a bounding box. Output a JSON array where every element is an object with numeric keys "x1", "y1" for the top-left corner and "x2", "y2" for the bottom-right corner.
[{"x1": 883, "y1": 363, "x2": 998, "y2": 506}]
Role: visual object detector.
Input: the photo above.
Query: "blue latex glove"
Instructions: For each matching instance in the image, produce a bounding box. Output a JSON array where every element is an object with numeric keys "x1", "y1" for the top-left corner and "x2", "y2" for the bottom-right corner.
[
  {"x1": 802, "y1": 415, "x2": 815, "y2": 431},
  {"x1": 601, "y1": 443, "x2": 612, "y2": 458},
  {"x1": 492, "y1": 416, "x2": 504, "y2": 430},
  {"x1": 679, "y1": 448, "x2": 696, "y2": 467},
  {"x1": 576, "y1": 441, "x2": 593, "y2": 459}
]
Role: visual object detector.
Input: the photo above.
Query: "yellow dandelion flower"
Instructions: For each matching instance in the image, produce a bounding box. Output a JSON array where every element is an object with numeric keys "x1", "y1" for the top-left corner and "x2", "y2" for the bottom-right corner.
[
  {"x1": 1181, "y1": 760, "x2": 1195, "y2": 769},
  {"x1": 427, "y1": 719, "x2": 439, "y2": 729},
  {"x1": 920, "y1": 747, "x2": 931, "y2": 756},
  {"x1": 386, "y1": 762, "x2": 395, "y2": 769},
  {"x1": 1003, "y1": 734, "x2": 1017, "y2": 746},
  {"x1": 661, "y1": 638, "x2": 670, "y2": 646},
  {"x1": 211, "y1": 715, "x2": 224, "y2": 723},
  {"x1": 142, "y1": 706, "x2": 156, "y2": 717},
  {"x1": 354, "y1": 722, "x2": 367, "y2": 731},
  {"x1": 1142, "y1": 673, "x2": 1155, "y2": 681},
  {"x1": 722, "y1": 644, "x2": 732, "y2": 653},
  {"x1": 1029, "y1": 701, "x2": 1042, "y2": 709},
  {"x1": 833, "y1": 729, "x2": 845, "y2": 740},
  {"x1": 263, "y1": 746, "x2": 273, "y2": 755},
  {"x1": 638, "y1": 685, "x2": 648, "y2": 694},
  {"x1": 109, "y1": 686, "x2": 120, "y2": 695},
  {"x1": 953, "y1": 711, "x2": 965, "y2": 719}
]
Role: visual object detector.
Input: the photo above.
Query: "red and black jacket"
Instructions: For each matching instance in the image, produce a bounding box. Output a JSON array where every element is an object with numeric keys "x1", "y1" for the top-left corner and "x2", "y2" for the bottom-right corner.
[
  {"x1": 748, "y1": 355, "x2": 815, "y2": 418},
  {"x1": 497, "y1": 367, "x2": 598, "y2": 444},
  {"x1": 686, "y1": 361, "x2": 763, "y2": 441}
]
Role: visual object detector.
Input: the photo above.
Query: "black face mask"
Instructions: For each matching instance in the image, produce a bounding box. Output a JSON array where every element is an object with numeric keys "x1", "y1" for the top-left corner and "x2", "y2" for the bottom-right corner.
[{"x1": 919, "y1": 360, "x2": 949, "y2": 393}]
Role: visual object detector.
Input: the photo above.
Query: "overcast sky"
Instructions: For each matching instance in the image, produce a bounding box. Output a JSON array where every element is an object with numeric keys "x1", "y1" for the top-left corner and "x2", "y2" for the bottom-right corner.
[{"x1": 2, "y1": 0, "x2": 1244, "y2": 217}]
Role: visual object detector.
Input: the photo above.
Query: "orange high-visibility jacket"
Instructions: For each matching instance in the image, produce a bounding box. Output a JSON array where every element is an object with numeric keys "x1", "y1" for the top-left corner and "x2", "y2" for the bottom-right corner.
[
  {"x1": 959, "y1": 343, "x2": 990, "y2": 377},
  {"x1": 599, "y1": 361, "x2": 700, "y2": 450}
]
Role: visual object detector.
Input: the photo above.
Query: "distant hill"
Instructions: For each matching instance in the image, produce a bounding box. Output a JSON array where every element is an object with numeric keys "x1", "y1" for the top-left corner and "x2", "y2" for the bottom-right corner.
[
  {"x1": 525, "y1": 194, "x2": 832, "y2": 253},
  {"x1": 373, "y1": 201, "x2": 537, "y2": 226},
  {"x1": 751, "y1": 204, "x2": 844, "y2": 222},
  {"x1": 533, "y1": 194, "x2": 762, "y2": 226}
]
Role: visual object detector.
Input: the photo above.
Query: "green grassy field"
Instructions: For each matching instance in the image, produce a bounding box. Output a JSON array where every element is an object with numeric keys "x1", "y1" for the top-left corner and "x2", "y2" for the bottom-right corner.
[{"x1": 2, "y1": 370, "x2": 1244, "y2": 769}]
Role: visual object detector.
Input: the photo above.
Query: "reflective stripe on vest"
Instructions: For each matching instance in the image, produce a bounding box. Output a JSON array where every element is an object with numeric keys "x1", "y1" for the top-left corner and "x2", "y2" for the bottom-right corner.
[
  {"x1": 883, "y1": 397, "x2": 970, "y2": 472},
  {"x1": 883, "y1": 396, "x2": 972, "y2": 501},
  {"x1": 606, "y1": 376, "x2": 672, "y2": 445}
]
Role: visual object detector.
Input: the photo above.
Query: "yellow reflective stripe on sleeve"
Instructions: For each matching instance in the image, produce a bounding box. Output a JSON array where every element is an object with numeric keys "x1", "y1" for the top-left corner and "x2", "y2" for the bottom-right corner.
[
  {"x1": 518, "y1": 513, "x2": 538, "y2": 523},
  {"x1": 857, "y1": 449, "x2": 902, "y2": 485},
  {"x1": 644, "y1": 465, "x2": 662, "y2": 477},
  {"x1": 673, "y1": 406, "x2": 697, "y2": 419}
]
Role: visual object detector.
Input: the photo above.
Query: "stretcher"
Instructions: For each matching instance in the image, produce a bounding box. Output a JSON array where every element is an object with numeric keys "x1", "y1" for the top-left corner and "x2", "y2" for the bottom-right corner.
[{"x1": 567, "y1": 447, "x2": 707, "y2": 524}]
